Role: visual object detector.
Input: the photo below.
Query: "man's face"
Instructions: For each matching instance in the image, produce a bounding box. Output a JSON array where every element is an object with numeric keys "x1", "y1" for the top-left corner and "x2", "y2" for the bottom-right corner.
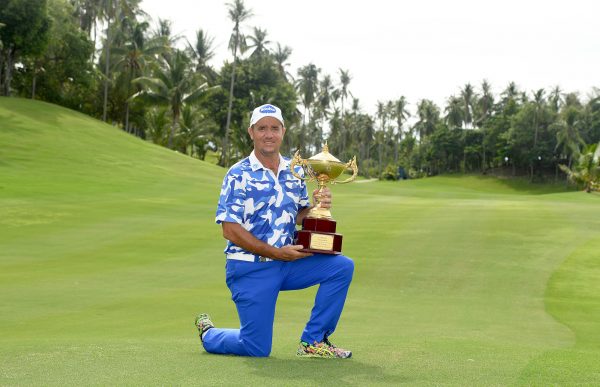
[{"x1": 248, "y1": 116, "x2": 286, "y2": 156}]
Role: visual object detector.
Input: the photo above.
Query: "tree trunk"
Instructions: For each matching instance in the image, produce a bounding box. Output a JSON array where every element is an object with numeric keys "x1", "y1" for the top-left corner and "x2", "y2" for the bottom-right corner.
[
  {"x1": 0, "y1": 49, "x2": 5, "y2": 94},
  {"x1": 125, "y1": 101, "x2": 130, "y2": 132},
  {"x1": 102, "y1": 18, "x2": 111, "y2": 122},
  {"x1": 124, "y1": 70, "x2": 132, "y2": 132},
  {"x1": 91, "y1": 20, "x2": 97, "y2": 63},
  {"x1": 2, "y1": 46, "x2": 15, "y2": 96},
  {"x1": 378, "y1": 141, "x2": 383, "y2": 177},
  {"x1": 31, "y1": 71, "x2": 37, "y2": 99},
  {"x1": 565, "y1": 155, "x2": 573, "y2": 187},
  {"x1": 168, "y1": 113, "x2": 178, "y2": 149},
  {"x1": 394, "y1": 131, "x2": 399, "y2": 164},
  {"x1": 223, "y1": 29, "x2": 240, "y2": 167},
  {"x1": 482, "y1": 136, "x2": 486, "y2": 173}
]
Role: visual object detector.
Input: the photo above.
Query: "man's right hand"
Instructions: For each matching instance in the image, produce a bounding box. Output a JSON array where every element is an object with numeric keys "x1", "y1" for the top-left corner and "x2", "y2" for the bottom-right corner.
[{"x1": 275, "y1": 245, "x2": 312, "y2": 261}]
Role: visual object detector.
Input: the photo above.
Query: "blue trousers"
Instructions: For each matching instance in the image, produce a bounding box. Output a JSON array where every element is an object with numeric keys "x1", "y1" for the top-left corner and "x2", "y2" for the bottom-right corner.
[{"x1": 202, "y1": 254, "x2": 354, "y2": 357}]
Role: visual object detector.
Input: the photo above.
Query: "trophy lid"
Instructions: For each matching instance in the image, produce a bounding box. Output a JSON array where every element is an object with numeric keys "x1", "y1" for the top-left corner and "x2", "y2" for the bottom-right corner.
[{"x1": 308, "y1": 143, "x2": 341, "y2": 163}]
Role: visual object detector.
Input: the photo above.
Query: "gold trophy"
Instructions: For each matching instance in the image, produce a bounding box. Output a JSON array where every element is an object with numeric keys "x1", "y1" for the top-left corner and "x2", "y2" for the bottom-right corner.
[{"x1": 290, "y1": 143, "x2": 358, "y2": 254}]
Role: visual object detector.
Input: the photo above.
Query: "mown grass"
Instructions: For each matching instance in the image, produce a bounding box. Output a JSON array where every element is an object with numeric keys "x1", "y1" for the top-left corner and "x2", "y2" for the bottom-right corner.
[{"x1": 1, "y1": 97, "x2": 599, "y2": 385}]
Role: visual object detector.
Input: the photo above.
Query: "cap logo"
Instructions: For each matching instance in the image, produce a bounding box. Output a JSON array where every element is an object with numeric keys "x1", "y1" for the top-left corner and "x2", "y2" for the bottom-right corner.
[{"x1": 260, "y1": 105, "x2": 277, "y2": 114}]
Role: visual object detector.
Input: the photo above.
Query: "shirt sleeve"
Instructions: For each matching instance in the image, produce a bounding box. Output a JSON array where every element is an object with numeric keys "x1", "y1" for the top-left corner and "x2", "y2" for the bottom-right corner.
[{"x1": 215, "y1": 172, "x2": 246, "y2": 225}]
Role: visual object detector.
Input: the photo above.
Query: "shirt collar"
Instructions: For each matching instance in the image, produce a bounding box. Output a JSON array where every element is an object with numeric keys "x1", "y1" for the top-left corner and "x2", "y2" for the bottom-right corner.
[{"x1": 249, "y1": 150, "x2": 290, "y2": 174}]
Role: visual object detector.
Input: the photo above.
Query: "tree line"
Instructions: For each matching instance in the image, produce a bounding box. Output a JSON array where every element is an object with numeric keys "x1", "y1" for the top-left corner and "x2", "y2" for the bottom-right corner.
[{"x1": 1, "y1": 0, "x2": 599, "y2": 189}]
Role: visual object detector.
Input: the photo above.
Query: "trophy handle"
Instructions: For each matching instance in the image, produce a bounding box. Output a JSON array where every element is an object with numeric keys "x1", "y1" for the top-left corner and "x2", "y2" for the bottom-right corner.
[
  {"x1": 334, "y1": 156, "x2": 358, "y2": 184},
  {"x1": 290, "y1": 150, "x2": 312, "y2": 181}
]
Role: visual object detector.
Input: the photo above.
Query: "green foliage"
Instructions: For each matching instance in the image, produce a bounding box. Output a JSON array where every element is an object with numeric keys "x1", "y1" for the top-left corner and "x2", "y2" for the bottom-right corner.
[
  {"x1": 207, "y1": 55, "x2": 298, "y2": 158},
  {"x1": 380, "y1": 164, "x2": 398, "y2": 180},
  {"x1": 12, "y1": 0, "x2": 95, "y2": 110},
  {"x1": 132, "y1": 50, "x2": 211, "y2": 149},
  {"x1": 559, "y1": 142, "x2": 600, "y2": 192},
  {"x1": 0, "y1": 0, "x2": 51, "y2": 95},
  {"x1": 0, "y1": 0, "x2": 50, "y2": 55}
]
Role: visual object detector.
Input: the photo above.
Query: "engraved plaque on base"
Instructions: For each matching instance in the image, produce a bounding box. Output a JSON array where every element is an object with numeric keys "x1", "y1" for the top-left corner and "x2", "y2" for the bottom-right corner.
[{"x1": 295, "y1": 217, "x2": 343, "y2": 254}]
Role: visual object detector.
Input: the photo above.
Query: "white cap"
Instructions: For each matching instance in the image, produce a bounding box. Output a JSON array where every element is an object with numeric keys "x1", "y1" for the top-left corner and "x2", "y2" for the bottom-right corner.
[{"x1": 250, "y1": 104, "x2": 284, "y2": 126}]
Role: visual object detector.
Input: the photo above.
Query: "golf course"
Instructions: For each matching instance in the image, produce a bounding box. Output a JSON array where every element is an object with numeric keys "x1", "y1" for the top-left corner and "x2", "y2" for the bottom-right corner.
[{"x1": 1, "y1": 97, "x2": 599, "y2": 385}]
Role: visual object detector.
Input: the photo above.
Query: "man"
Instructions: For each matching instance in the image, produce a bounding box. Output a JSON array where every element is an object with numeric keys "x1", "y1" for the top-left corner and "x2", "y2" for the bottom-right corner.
[{"x1": 195, "y1": 103, "x2": 354, "y2": 358}]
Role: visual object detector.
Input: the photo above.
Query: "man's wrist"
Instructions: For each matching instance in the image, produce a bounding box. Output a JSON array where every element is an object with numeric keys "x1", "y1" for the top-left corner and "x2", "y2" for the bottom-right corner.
[{"x1": 264, "y1": 245, "x2": 280, "y2": 260}]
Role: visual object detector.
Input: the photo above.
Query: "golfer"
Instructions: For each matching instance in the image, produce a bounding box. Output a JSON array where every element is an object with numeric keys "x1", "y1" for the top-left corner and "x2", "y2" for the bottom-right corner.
[{"x1": 195, "y1": 103, "x2": 354, "y2": 358}]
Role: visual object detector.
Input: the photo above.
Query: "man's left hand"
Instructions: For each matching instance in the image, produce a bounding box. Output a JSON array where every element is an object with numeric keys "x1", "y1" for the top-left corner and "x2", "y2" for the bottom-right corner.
[{"x1": 313, "y1": 187, "x2": 332, "y2": 209}]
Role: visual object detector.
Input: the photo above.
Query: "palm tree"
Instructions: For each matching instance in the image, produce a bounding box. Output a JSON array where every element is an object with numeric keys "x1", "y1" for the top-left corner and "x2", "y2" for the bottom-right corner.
[
  {"x1": 272, "y1": 43, "x2": 292, "y2": 80},
  {"x1": 338, "y1": 69, "x2": 351, "y2": 120},
  {"x1": 151, "y1": 18, "x2": 182, "y2": 62},
  {"x1": 461, "y1": 83, "x2": 475, "y2": 129},
  {"x1": 223, "y1": 0, "x2": 252, "y2": 166},
  {"x1": 247, "y1": 27, "x2": 271, "y2": 58},
  {"x1": 475, "y1": 80, "x2": 493, "y2": 127},
  {"x1": 73, "y1": 0, "x2": 101, "y2": 60},
  {"x1": 394, "y1": 96, "x2": 410, "y2": 134},
  {"x1": 559, "y1": 141, "x2": 600, "y2": 192},
  {"x1": 360, "y1": 113, "x2": 375, "y2": 162},
  {"x1": 392, "y1": 96, "x2": 410, "y2": 164},
  {"x1": 317, "y1": 75, "x2": 333, "y2": 115},
  {"x1": 144, "y1": 106, "x2": 169, "y2": 145},
  {"x1": 112, "y1": 18, "x2": 164, "y2": 132},
  {"x1": 311, "y1": 74, "x2": 334, "y2": 152},
  {"x1": 415, "y1": 99, "x2": 440, "y2": 141},
  {"x1": 178, "y1": 105, "x2": 208, "y2": 156},
  {"x1": 528, "y1": 88, "x2": 547, "y2": 180},
  {"x1": 532, "y1": 88, "x2": 546, "y2": 147},
  {"x1": 445, "y1": 95, "x2": 464, "y2": 129},
  {"x1": 476, "y1": 80, "x2": 494, "y2": 171},
  {"x1": 97, "y1": 0, "x2": 142, "y2": 121},
  {"x1": 295, "y1": 63, "x2": 320, "y2": 154},
  {"x1": 549, "y1": 85, "x2": 563, "y2": 113},
  {"x1": 337, "y1": 69, "x2": 352, "y2": 158},
  {"x1": 376, "y1": 101, "x2": 388, "y2": 175},
  {"x1": 186, "y1": 29, "x2": 216, "y2": 83},
  {"x1": 99, "y1": 0, "x2": 118, "y2": 122},
  {"x1": 501, "y1": 81, "x2": 519, "y2": 105},
  {"x1": 132, "y1": 50, "x2": 210, "y2": 149},
  {"x1": 554, "y1": 106, "x2": 585, "y2": 173}
]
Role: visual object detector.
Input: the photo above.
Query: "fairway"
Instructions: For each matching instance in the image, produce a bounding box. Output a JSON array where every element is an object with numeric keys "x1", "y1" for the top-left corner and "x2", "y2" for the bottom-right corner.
[{"x1": 1, "y1": 98, "x2": 600, "y2": 385}]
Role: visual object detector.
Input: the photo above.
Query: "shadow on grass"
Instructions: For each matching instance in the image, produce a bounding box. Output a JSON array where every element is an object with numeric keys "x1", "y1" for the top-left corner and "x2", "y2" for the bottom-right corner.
[{"x1": 242, "y1": 356, "x2": 407, "y2": 384}]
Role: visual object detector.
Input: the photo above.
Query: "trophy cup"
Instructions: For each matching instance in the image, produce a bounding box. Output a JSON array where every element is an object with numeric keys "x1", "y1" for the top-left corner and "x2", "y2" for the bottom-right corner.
[{"x1": 290, "y1": 143, "x2": 358, "y2": 254}]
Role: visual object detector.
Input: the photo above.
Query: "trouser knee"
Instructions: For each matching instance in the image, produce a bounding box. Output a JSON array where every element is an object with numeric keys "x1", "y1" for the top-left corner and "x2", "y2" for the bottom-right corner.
[
  {"x1": 245, "y1": 341, "x2": 271, "y2": 357},
  {"x1": 337, "y1": 256, "x2": 354, "y2": 280}
]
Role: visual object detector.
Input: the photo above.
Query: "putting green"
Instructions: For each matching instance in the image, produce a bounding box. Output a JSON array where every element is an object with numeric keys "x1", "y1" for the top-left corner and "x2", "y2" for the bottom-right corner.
[{"x1": 1, "y1": 97, "x2": 599, "y2": 385}]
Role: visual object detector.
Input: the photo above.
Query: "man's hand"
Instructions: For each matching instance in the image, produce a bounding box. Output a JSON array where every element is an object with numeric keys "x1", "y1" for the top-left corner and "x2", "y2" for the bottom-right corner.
[
  {"x1": 274, "y1": 245, "x2": 312, "y2": 261},
  {"x1": 222, "y1": 223, "x2": 312, "y2": 261},
  {"x1": 313, "y1": 187, "x2": 332, "y2": 209}
]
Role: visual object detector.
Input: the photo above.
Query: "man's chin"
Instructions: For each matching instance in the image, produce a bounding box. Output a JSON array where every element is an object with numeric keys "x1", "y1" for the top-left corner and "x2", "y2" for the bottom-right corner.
[{"x1": 257, "y1": 148, "x2": 278, "y2": 156}]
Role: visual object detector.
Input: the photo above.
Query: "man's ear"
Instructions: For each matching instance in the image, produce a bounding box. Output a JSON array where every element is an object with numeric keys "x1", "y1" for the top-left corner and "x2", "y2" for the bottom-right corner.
[{"x1": 247, "y1": 126, "x2": 253, "y2": 140}]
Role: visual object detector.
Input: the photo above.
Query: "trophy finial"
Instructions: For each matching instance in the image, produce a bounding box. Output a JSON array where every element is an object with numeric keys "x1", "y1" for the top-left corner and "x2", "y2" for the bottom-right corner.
[{"x1": 323, "y1": 142, "x2": 329, "y2": 153}]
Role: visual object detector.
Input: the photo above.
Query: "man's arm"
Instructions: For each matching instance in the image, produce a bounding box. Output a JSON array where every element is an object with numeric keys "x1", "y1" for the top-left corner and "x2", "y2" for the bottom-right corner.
[{"x1": 221, "y1": 222, "x2": 311, "y2": 261}]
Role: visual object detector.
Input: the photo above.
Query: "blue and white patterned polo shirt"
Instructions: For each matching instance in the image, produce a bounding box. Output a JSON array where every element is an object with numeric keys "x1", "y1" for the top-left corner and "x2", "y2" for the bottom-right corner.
[{"x1": 215, "y1": 151, "x2": 310, "y2": 262}]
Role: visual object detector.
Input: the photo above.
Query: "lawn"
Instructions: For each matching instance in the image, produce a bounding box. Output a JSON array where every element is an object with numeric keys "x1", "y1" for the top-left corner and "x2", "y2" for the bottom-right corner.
[{"x1": 1, "y1": 97, "x2": 599, "y2": 385}]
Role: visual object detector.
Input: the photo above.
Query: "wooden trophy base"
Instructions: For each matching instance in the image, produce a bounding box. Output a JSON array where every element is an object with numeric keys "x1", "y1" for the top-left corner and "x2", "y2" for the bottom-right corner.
[{"x1": 295, "y1": 217, "x2": 342, "y2": 255}]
